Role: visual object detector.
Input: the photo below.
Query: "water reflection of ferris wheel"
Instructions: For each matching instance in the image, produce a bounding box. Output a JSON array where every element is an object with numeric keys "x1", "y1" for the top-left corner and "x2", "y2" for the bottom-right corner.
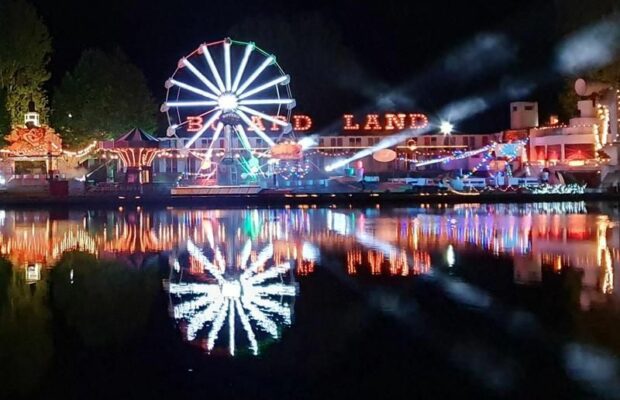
[{"x1": 165, "y1": 213, "x2": 301, "y2": 356}]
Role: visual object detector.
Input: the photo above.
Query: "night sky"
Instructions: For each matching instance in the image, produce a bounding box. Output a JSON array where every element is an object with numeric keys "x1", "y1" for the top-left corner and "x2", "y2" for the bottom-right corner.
[{"x1": 31, "y1": 0, "x2": 567, "y2": 133}]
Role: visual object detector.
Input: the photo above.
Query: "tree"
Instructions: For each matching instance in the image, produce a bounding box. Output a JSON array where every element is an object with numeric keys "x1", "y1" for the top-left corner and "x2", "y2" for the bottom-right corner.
[
  {"x1": 52, "y1": 49, "x2": 157, "y2": 148},
  {"x1": 228, "y1": 13, "x2": 367, "y2": 126},
  {"x1": 0, "y1": 89, "x2": 10, "y2": 135},
  {"x1": 0, "y1": 0, "x2": 51, "y2": 126}
]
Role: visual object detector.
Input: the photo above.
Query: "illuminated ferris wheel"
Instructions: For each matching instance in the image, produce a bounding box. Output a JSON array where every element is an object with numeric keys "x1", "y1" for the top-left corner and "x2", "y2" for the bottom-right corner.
[{"x1": 161, "y1": 38, "x2": 296, "y2": 161}]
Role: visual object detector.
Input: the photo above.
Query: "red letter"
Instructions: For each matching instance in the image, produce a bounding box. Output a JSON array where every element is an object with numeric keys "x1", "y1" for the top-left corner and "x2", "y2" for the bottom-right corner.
[
  {"x1": 364, "y1": 114, "x2": 382, "y2": 131},
  {"x1": 343, "y1": 114, "x2": 360, "y2": 130},
  {"x1": 247, "y1": 116, "x2": 266, "y2": 131},
  {"x1": 293, "y1": 115, "x2": 313, "y2": 131},
  {"x1": 186, "y1": 116, "x2": 203, "y2": 132},
  {"x1": 409, "y1": 113, "x2": 428, "y2": 129},
  {"x1": 384, "y1": 113, "x2": 406, "y2": 130},
  {"x1": 270, "y1": 115, "x2": 287, "y2": 131}
]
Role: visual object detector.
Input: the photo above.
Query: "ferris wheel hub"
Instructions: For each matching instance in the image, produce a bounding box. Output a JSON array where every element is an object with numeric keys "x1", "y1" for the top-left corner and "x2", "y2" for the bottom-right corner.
[{"x1": 218, "y1": 92, "x2": 238, "y2": 112}]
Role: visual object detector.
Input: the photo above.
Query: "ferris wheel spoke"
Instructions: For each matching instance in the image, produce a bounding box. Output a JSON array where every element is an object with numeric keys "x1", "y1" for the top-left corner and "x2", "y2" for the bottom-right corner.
[
  {"x1": 238, "y1": 75, "x2": 289, "y2": 100},
  {"x1": 201, "y1": 44, "x2": 226, "y2": 92},
  {"x1": 181, "y1": 58, "x2": 222, "y2": 96},
  {"x1": 228, "y1": 298, "x2": 235, "y2": 356},
  {"x1": 231, "y1": 43, "x2": 254, "y2": 93},
  {"x1": 238, "y1": 105, "x2": 290, "y2": 128},
  {"x1": 236, "y1": 110, "x2": 276, "y2": 146},
  {"x1": 205, "y1": 122, "x2": 224, "y2": 159},
  {"x1": 165, "y1": 100, "x2": 218, "y2": 108},
  {"x1": 240, "y1": 239, "x2": 252, "y2": 268},
  {"x1": 235, "y1": 298, "x2": 258, "y2": 355},
  {"x1": 235, "y1": 125, "x2": 253, "y2": 152},
  {"x1": 239, "y1": 99, "x2": 295, "y2": 106},
  {"x1": 187, "y1": 238, "x2": 225, "y2": 283},
  {"x1": 169, "y1": 79, "x2": 219, "y2": 100},
  {"x1": 186, "y1": 296, "x2": 225, "y2": 341},
  {"x1": 241, "y1": 242, "x2": 273, "y2": 280},
  {"x1": 224, "y1": 40, "x2": 232, "y2": 91},
  {"x1": 235, "y1": 55, "x2": 274, "y2": 96},
  {"x1": 185, "y1": 110, "x2": 222, "y2": 148},
  {"x1": 207, "y1": 299, "x2": 230, "y2": 351},
  {"x1": 242, "y1": 299, "x2": 279, "y2": 338}
]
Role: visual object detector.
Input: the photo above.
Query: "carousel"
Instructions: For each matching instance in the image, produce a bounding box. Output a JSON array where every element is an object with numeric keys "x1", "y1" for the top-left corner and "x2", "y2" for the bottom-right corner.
[{"x1": 99, "y1": 128, "x2": 160, "y2": 184}]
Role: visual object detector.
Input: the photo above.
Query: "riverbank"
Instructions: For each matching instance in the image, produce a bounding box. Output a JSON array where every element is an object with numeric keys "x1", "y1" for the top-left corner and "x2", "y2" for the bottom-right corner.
[{"x1": 1, "y1": 190, "x2": 619, "y2": 208}]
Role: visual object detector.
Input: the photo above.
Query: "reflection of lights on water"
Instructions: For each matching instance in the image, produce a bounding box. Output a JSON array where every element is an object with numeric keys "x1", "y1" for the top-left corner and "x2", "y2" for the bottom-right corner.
[
  {"x1": 168, "y1": 239, "x2": 298, "y2": 356},
  {"x1": 302, "y1": 242, "x2": 320, "y2": 262},
  {"x1": 446, "y1": 245, "x2": 455, "y2": 267},
  {"x1": 328, "y1": 211, "x2": 349, "y2": 236}
]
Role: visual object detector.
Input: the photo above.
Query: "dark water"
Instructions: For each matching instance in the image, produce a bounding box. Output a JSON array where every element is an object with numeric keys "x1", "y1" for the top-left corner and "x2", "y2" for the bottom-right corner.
[{"x1": 1, "y1": 202, "x2": 620, "y2": 399}]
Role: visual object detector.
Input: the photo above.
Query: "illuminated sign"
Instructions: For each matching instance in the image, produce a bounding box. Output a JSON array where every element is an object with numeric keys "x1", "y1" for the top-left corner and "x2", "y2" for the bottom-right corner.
[
  {"x1": 184, "y1": 112, "x2": 427, "y2": 133},
  {"x1": 343, "y1": 113, "x2": 428, "y2": 131}
]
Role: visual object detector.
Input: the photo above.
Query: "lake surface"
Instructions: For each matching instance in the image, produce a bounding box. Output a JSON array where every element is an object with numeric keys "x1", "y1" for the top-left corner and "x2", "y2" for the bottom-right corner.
[{"x1": 1, "y1": 202, "x2": 620, "y2": 399}]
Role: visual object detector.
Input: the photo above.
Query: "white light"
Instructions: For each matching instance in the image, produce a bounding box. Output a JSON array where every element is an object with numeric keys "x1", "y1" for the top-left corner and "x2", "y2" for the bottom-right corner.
[
  {"x1": 222, "y1": 280, "x2": 241, "y2": 298},
  {"x1": 232, "y1": 43, "x2": 254, "y2": 92},
  {"x1": 165, "y1": 100, "x2": 218, "y2": 107},
  {"x1": 236, "y1": 55, "x2": 274, "y2": 95},
  {"x1": 205, "y1": 122, "x2": 225, "y2": 159},
  {"x1": 218, "y1": 93, "x2": 238, "y2": 111},
  {"x1": 238, "y1": 99, "x2": 295, "y2": 106},
  {"x1": 224, "y1": 40, "x2": 232, "y2": 91},
  {"x1": 446, "y1": 244, "x2": 455, "y2": 267},
  {"x1": 201, "y1": 44, "x2": 226, "y2": 92},
  {"x1": 236, "y1": 110, "x2": 276, "y2": 146},
  {"x1": 185, "y1": 111, "x2": 222, "y2": 148},
  {"x1": 238, "y1": 75, "x2": 289, "y2": 100},
  {"x1": 181, "y1": 58, "x2": 222, "y2": 96},
  {"x1": 237, "y1": 105, "x2": 288, "y2": 127},
  {"x1": 169, "y1": 79, "x2": 219, "y2": 100},
  {"x1": 297, "y1": 135, "x2": 318, "y2": 150},
  {"x1": 440, "y1": 121, "x2": 454, "y2": 135}
]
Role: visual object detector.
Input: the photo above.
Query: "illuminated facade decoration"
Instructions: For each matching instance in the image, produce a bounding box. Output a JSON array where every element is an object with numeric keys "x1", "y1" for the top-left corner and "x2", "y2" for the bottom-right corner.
[
  {"x1": 343, "y1": 113, "x2": 429, "y2": 131},
  {"x1": 4, "y1": 125, "x2": 63, "y2": 157}
]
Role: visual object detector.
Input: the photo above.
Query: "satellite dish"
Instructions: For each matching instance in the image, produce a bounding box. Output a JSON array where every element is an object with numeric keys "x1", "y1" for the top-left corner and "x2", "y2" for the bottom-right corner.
[{"x1": 373, "y1": 148, "x2": 397, "y2": 163}]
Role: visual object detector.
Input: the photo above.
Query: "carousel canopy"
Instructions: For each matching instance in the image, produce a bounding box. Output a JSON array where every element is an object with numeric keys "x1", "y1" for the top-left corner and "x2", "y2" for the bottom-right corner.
[{"x1": 101, "y1": 128, "x2": 159, "y2": 149}]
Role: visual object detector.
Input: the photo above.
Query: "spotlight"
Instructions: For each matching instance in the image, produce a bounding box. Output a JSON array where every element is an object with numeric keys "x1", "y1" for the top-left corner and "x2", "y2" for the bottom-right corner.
[{"x1": 440, "y1": 121, "x2": 454, "y2": 135}]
